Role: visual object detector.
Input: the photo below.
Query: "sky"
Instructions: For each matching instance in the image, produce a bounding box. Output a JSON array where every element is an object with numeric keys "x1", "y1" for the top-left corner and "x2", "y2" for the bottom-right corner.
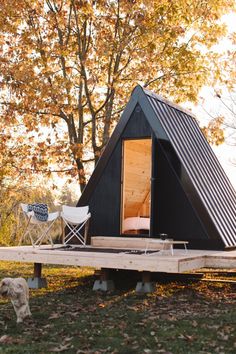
[
  {"x1": 189, "y1": 85, "x2": 236, "y2": 190},
  {"x1": 190, "y1": 11, "x2": 236, "y2": 190},
  {"x1": 213, "y1": 144, "x2": 236, "y2": 189}
]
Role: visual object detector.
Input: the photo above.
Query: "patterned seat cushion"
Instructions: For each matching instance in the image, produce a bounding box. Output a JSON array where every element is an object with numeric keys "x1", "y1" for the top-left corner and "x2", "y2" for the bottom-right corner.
[{"x1": 27, "y1": 203, "x2": 49, "y2": 221}]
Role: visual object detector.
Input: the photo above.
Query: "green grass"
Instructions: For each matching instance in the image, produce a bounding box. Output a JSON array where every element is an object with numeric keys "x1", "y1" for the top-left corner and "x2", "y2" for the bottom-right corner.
[{"x1": 0, "y1": 262, "x2": 235, "y2": 353}]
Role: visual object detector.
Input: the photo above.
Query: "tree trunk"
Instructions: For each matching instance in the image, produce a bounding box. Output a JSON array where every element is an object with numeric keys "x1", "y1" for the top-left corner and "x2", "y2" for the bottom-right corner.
[
  {"x1": 103, "y1": 89, "x2": 115, "y2": 147},
  {"x1": 64, "y1": 113, "x2": 86, "y2": 194},
  {"x1": 76, "y1": 157, "x2": 86, "y2": 193}
]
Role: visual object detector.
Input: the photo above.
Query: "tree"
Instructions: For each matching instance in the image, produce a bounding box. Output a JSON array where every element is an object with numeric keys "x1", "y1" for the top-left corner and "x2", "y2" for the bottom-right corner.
[
  {"x1": 200, "y1": 88, "x2": 236, "y2": 166},
  {"x1": 0, "y1": 0, "x2": 235, "y2": 192},
  {"x1": 200, "y1": 28, "x2": 236, "y2": 164}
]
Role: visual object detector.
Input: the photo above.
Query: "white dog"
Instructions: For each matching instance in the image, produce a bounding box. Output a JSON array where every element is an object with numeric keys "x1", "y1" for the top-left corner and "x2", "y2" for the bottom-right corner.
[{"x1": 0, "y1": 277, "x2": 31, "y2": 323}]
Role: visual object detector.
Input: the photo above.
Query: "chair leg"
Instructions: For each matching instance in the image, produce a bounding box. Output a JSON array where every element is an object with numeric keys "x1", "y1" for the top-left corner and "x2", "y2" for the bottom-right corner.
[
  {"x1": 61, "y1": 217, "x2": 65, "y2": 244},
  {"x1": 64, "y1": 230, "x2": 84, "y2": 245},
  {"x1": 18, "y1": 216, "x2": 32, "y2": 246},
  {"x1": 64, "y1": 222, "x2": 86, "y2": 246},
  {"x1": 84, "y1": 219, "x2": 90, "y2": 245},
  {"x1": 21, "y1": 229, "x2": 35, "y2": 247},
  {"x1": 43, "y1": 223, "x2": 55, "y2": 246},
  {"x1": 35, "y1": 221, "x2": 55, "y2": 247}
]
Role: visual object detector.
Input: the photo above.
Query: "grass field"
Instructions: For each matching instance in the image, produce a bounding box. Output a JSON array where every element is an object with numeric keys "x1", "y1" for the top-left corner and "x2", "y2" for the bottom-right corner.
[{"x1": 0, "y1": 262, "x2": 235, "y2": 354}]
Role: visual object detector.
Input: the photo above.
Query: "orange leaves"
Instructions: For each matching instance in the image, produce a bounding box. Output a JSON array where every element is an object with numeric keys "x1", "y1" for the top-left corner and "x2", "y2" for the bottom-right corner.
[
  {"x1": 202, "y1": 116, "x2": 225, "y2": 146},
  {"x1": 0, "y1": 0, "x2": 234, "y2": 193},
  {"x1": 31, "y1": 155, "x2": 38, "y2": 169}
]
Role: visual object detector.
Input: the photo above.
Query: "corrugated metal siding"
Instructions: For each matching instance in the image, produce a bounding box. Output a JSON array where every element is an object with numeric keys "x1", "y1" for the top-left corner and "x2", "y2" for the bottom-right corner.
[{"x1": 146, "y1": 92, "x2": 236, "y2": 248}]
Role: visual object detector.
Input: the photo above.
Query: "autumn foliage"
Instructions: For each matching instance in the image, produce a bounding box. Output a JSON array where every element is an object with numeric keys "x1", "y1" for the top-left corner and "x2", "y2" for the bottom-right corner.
[{"x1": 0, "y1": 0, "x2": 235, "y2": 193}]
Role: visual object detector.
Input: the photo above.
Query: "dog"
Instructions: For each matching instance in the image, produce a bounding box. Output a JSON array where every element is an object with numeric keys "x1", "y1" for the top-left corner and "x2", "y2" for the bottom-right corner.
[{"x1": 0, "y1": 277, "x2": 31, "y2": 323}]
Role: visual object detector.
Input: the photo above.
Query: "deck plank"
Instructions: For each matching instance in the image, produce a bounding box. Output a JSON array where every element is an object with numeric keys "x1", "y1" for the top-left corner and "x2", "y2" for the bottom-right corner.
[{"x1": 0, "y1": 244, "x2": 235, "y2": 273}]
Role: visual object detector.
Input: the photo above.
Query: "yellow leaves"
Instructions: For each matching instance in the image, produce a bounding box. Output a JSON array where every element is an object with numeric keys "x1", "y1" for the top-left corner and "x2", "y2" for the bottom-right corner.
[{"x1": 202, "y1": 116, "x2": 225, "y2": 146}]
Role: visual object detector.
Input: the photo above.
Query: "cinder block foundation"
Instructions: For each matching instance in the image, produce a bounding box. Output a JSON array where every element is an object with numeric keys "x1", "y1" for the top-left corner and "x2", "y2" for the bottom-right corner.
[
  {"x1": 93, "y1": 279, "x2": 115, "y2": 291},
  {"x1": 27, "y1": 277, "x2": 47, "y2": 289},
  {"x1": 135, "y1": 271, "x2": 155, "y2": 293},
  {"x1": 135, "y1": 281, "x2": 155, "y2": 293}
]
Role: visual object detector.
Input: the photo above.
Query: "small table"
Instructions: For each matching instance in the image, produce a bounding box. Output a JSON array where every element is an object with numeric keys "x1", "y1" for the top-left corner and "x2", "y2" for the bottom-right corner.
[{"x1": 145, "y1": 239, "x2": 188, "y2": 256}]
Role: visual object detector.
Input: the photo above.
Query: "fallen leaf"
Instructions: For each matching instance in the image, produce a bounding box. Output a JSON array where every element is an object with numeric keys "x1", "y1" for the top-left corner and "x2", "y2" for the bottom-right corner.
[
  {"x1": 0, "y1": 335, "x2": 9, "y2": 343},
  {"x1": 178, "y1": 334, "x2": 195, "y2": 342},
  {"x1": 0, "y1": 335, "x2": 25, "y2": 344},
  {"x1": 43, "y1": 324, "x2": 51, "y2": 329},
  {"x1": 49, "y1": 313, "x2": 61, "y2": 319},
  {"x1": 50, "y1": 343, "x2": 72, "y2": 352}
]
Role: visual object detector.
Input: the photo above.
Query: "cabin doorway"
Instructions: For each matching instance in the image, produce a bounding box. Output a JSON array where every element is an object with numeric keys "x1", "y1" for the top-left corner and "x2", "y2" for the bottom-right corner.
[{"x1": 121, "y1": 138, "x2": 152, "y2": 235}]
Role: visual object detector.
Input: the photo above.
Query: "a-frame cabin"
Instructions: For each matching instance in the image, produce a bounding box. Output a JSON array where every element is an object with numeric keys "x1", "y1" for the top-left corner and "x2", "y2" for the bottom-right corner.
[{"x1": 78, "y1": 86, "x2": 236, "y2": 250}]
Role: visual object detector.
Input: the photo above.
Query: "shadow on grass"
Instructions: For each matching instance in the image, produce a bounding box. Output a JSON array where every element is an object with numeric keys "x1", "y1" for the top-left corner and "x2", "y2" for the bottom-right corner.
[{"x1": 0, "y1": 263, "x2": 236, "y2": 354}]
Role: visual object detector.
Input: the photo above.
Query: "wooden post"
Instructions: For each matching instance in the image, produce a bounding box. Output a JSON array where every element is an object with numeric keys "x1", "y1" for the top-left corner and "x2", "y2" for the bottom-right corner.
[
  {"x1": 142, "y1": 271, "x2": 151, "y2": 284},
  {"x1": 100, "y1": 268, "x2": 110, "y2": 281},
  {"x1": 33, "y1": 263, "x2": 42, "y2": 278}
]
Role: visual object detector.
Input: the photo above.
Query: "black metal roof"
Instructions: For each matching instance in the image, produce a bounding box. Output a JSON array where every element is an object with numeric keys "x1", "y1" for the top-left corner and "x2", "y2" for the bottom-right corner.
[
  {"x1": 79, "y1": 85, "x2": 236, "y2": 248},
  {"x1": 144, "y1": 88, "x2": 236, "y2": 248}
]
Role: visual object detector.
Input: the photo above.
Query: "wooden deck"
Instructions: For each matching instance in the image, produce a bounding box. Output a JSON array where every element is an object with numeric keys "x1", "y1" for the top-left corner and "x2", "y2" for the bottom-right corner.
[{"x1": 0, "y1": 238, "x2": 235, "y2": 273}]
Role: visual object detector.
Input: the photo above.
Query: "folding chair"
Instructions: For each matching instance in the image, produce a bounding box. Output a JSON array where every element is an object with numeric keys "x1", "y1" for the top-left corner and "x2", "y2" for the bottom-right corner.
[
  {"x1": 19, "y1": 203, "x2": 60, "y2": 247},
  {"x1": 61, "y1": 205, "x2": 91, "y2": 246}
]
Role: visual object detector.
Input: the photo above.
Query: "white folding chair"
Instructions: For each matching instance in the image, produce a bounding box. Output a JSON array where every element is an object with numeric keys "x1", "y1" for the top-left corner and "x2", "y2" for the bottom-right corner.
[
  {"x1": 61, "y1": 205, "x2": 91, "y2": 246},
  {"x1": 19, "y1": 203, "x2": 59, "y2": 247}
]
